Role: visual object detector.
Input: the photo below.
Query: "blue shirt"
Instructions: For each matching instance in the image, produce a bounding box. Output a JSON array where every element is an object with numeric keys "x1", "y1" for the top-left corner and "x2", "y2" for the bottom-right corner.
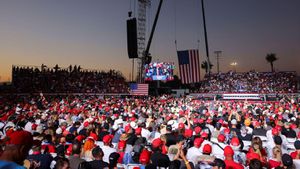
[{"x1": 0, "y1": 160, "x2": 25, "y2": 169}]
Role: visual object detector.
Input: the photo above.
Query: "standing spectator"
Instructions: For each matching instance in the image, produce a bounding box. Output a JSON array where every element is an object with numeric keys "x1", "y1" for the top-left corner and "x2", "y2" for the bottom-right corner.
[
  {"x1": 68, "y1": 142, "x2": 85, "y2": 169},
  {"x1": 223, "y1": 146, "x2": 244, "y2": 169},
  {"x1": 102, "y1": 135, "x2": 116, "y2": 163},
  {"x1": 89, "y1": 146, "x2": 109, "y2": 169}
]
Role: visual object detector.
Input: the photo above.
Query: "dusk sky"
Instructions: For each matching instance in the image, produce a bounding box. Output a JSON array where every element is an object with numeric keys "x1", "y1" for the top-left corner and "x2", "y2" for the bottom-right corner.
[{"x1": 0, "y1": 0, "x2": 299, "y2": 82}]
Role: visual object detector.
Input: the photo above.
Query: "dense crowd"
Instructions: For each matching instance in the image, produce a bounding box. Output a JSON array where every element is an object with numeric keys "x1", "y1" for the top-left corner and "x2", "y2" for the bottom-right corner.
[
  {"x1": 195, "y1": 71, "x2": 298, "y2": 93},
  {"x1": 0, "y1": 94, "x2": 300, "y2": 169},
  {"x1": 11, "y1": 65, "x2": 129, "y2": 93}
]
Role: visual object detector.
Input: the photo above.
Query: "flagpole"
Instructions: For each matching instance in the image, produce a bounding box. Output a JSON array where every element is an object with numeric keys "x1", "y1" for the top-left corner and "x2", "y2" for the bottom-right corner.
[{"x1": 201, "y1": 0, "x2": 211, "y2": 76}]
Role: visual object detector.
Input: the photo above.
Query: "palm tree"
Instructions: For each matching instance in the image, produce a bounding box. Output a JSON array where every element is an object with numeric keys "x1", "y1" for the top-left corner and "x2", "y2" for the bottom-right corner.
[
  {"x1": 201, "y1": 61, "x2": 213, "y2": 74},
  {"x1": 265, "y1": 53, "x2": 278, "y2": 72}
]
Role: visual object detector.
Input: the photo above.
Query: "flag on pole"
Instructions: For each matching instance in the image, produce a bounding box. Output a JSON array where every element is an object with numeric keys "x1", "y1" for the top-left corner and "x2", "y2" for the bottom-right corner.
[
  {"x1": 130, "y1": 83, "x2": 149, "y2": 95},
  {"x1": 177, "y1": 49, "x2": 201, "y2": 84}
]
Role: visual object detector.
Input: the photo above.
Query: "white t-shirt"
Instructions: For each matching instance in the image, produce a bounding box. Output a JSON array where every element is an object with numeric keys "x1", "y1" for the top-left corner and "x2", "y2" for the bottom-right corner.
[
  {"x1": 101, "y1": 145, "x2": 117, "y2": 163},
  {"x1": 186, "y1": 146, "x2": 202, "y2": 166}
]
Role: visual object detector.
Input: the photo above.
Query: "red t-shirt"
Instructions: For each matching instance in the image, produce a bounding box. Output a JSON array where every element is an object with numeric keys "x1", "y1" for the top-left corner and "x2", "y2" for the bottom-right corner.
[
  {"x1": 269, "y1": 159, "x2": 281, "y2": 168},
  {"x1": 224, "y1": 159, "x2": 244, "y2": 169}
]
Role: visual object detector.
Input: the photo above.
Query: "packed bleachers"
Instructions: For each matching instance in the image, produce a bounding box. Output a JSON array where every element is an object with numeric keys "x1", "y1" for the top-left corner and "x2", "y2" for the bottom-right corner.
[
  {"x1": 195, "y1": 71, "x2": 298, "y2": 93},
  {"x1": 11, "y1": 65, "x2": 129, "y2": 93},
  {"x1": 0, "y1": 94, "x2": 300, "y2": 168}
]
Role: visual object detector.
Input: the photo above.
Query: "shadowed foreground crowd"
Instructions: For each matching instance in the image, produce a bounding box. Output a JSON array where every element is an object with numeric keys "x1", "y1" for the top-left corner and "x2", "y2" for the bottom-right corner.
[{"x1": 0, "y1": 94, "x2": 300, "y2": 169}]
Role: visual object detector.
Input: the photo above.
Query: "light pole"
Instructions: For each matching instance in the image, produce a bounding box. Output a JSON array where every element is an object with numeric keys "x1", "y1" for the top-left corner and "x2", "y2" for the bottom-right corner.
[
  {"x1": 214, "y1": 51, "x2": 222, "y2": 73},
  {"x1": 230, "y1": 62, "x2": 238, "y2": 72}
]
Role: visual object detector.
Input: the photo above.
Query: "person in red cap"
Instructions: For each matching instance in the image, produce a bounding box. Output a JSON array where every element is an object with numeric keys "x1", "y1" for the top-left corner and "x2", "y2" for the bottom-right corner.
[
  {"x1": 102, "y1": 135, "x2": 116, "y2": 163},
  {"x1": 0, "y1": 129, "x2": 33, "y2": 168},
  {"x1": 197, "y1": 144, "x2": 215, "y2": 169},
  {"x1": 116, "y1": 140, "x2": 126, "y2": 163},
  {"x1": 186, "y1": 138, "x2": 203, "y2": 166},
  {"x1": 199, "y1": 131, "x2": 212, "y2": 154},
  {"x1": 230, "y1": 137, "x2": 246, "y2": 165},
  {"x1": 223, "y1": 146, "x2": 244, "y2": 169},
  {"x1": 212, "y1": 134, "x2": 227, "y2": 160},
  {"x1": 150, "y1": 138, "x2": 170, "y2": 168},
  {"x1": 247, "y1": 137, "x2": 267, "y2": 166}
]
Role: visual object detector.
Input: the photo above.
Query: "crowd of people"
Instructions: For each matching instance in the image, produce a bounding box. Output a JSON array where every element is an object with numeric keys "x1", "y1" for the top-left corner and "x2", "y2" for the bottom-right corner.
[
  {"x1": 11, "y1": 65, "x2": 129, "y2": 93},
  {"x1": 0, "y1": 94, "x2": 300, "y2": 169},
  {"x1": 195, "y1": 71, "x2": 298, "y2": 93}
]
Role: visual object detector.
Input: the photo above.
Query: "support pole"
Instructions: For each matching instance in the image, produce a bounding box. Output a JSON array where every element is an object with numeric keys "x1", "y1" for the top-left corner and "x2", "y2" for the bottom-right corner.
[{"x1": 201, "y1": 0, "x2": 211, "y2": 75}]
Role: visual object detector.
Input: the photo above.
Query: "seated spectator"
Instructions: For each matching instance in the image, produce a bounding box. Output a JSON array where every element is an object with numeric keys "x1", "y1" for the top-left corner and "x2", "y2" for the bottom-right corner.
[{"x1": 0, "y1": 130, "x2": 33, "y2": 169}]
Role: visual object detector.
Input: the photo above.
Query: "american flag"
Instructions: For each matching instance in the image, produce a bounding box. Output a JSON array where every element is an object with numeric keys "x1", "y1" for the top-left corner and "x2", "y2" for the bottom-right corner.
[
  {"x1": 177, "y1": 49, "x2": 201, "y2": 84},
  {"x1": 130, "y1": 83, "x2": 149, "y2": 95}
]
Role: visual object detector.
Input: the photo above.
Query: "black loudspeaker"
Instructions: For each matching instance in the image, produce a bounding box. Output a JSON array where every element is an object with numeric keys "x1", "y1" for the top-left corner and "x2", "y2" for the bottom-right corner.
[{"x1": 127, "y1": 18, "x2": 138, "y2": 59}]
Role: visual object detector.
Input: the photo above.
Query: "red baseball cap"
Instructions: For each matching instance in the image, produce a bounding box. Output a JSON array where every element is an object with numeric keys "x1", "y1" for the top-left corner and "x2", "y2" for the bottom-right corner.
[
  {"x1": 75, "y1": 135, "x2": 85, "y2": 142},
  {"x1": 224, "y1": 128, "x2": 231, "y2": 134},
  {"x1": 194, "y1": 126, "x2": 202, "y2": 134},
  {"x1": 6, "y1": 130, "x2": 33, "y2": 147},
  {"x1": 89, "y1": 132, "x2": 98, "y2": 141},
  {"x1": 194, "y1": 138, "x2": 203, "y2": 148},
  {"x1": 152, "y1": 138, "x2": 163, "y2": 149},
  {"x1": 139, "y1": 149, "x2": 151, "y2": 164},
  {"x1": 103, "y1": 134, "x2": 113, "y2": 144},
  {"x1": 201, "y1": 132, "x2": 208, "y2": 138},
  {"x1": 118, "y1": 140, "x2": 126, "y2": 150},
  {"x1": 184, "y1": 129, "x2": 193, "y2": 138},
  {"x1": 202, "y1": 144, "x2": 212, "y2": 154},
  {"x1": 135, "y1": 127, "x2": 142, "y2": 135},
  {"x1": 217, "y1": 134, "x2": 226, "y2": 143},
  {"x1": 230, "y1": 137, "x2": 240, "y2": 146},
  {"x1": 178, "y1": 123, "x2": 185, "y2": 129},
  {"x1": 224, "y1": 146, "x2": 234, "y2": 156}
]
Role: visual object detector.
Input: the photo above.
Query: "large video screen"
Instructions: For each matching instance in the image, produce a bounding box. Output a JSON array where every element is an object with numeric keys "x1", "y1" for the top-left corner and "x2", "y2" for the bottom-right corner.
[{"x1": 144, "y1": 62, "x2": 175, "y2": 81}]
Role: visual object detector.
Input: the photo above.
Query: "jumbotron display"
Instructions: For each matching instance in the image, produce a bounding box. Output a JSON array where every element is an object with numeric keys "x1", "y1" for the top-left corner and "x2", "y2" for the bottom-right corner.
[{"x1": 144, "y1": 62, "x2": 175, "y2": 81}]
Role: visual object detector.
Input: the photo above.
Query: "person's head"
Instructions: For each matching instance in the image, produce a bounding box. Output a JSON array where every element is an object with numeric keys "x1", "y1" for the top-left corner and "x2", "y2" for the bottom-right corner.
[
  {"x1": 194, "y1": 138, "x2": 203, "y2": 148},
  {"x1": 151, "y1": 138, "x2": 163, "y2": 152},
  {"x1": 92, "y1": 146, "x2": 104, "y2": 160},
  {"x1": 294, "y1": 140, "x2": 300, "y2": 151},
  {"x1": 202, "y1": 144, "x2": 212, "y2": 155},
  {"x1": 230, "y1": 137, "x2": 241, "y2": 151},
  {"x1": 251, "y1": 137, "x2": 263, "y2": 150},
  {"x1": 249, "y1": 159, "x2": 262, "y2": 169},
  {"x1": 274, "y1": 135, "x2": 282, "y2": 146},
  {"x1": 83, "y1": 139, "x2": 95, "y2": 152},
  {"x1": 72, "y1": 142, "x2": 82, "y2": 155},
  {"x1": 55, "y1": 158, "x2": 70, "y2": 169},
  {"x1": 212, "y1": 158, "x2": 226, "y2": 169},
  {"x1": 272, "y1": 146, "x2": 282, "y2": 158},
  {"x1": 103, "y1": 134, "x2": 113, "y2": 146},
  {"x1": 282, "y1": 154, "x2": 294, "y2": 168},
  {"x1": 223, "y1": 146, "x2": 234, "y2": 160},
  {"x1": 109, "y1": 152, "x2": 120, "y2": 168},
  {"x1": 1, "y1": 130, "x2": 33, "y2": 165}
]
